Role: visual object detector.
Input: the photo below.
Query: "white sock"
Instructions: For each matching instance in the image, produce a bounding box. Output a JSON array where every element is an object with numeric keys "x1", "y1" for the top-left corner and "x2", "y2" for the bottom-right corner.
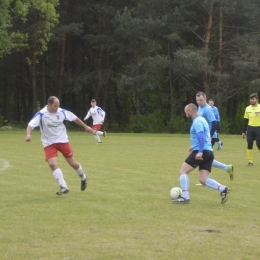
[
  {"x1": 75, "y1": 164, "x2": 87, "y2": 181},
  {"x1": 97, "y1": 131, "x2": 103, "y2": 135},
  {"x1": 94, "y1": 134, "x2": 101, "y2": 142},
  {"x1": 53, "y1": 168, "x2": 67, "y2": 187}
]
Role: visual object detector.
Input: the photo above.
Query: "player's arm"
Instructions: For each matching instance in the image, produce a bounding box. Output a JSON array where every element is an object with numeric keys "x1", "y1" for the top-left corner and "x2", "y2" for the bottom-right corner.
[
  {"x1": 83, "y1": 111, "x2": 91, "y2": 121},
  {"x1": 25, "y1": 125, "x2": 33, "y2": 142},
  {"x1": 242, "y1": 118, "x2": 249, "y2": 138},
  {"x1": 25, "y1": 113, "x2": 41, "y2": 142},
  {"x1": 210, "y1": 120, "x2": 218, "y2": 137},
  {"x1": 100, "y1": 110, "x2": 106, "y2": 123},
  {"x1": 74, "y1": 118, "x2": 94, "y2": 133},
  {"x1": 102, "y1": 110, "x2": 106, "y2": 121},
  {"x1": 196, "y1": 131, "x2": 205, "y2": 160}
]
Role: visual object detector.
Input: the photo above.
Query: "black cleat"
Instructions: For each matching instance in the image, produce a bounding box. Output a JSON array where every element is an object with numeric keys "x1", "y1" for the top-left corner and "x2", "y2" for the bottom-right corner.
[
  {"x1": 56, "y1": 186, "x2": 69, "y2": 195},
  {"x1": 81, "y1": 178, "x2": 87, "y2": 191},
  {"x1": 103, "y1": 131, "x2": 107, "y2": 138},
  {"x1": 247, "y1": 162, "x2": 253, "y2": 166},
  {"x1": 220, "y1": 187, "x2": 230, "y2": 204},
  {"x1": 172, "y1": 196, "x2": 190, "y2": 204}
]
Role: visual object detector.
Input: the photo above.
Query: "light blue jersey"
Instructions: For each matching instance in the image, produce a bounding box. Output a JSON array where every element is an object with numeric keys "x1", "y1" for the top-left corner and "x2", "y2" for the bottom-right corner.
[
  {"x1": 212, "y1": 106, "x2": 220, "y2": 122},
  {"x1": 198, "y1": 103, "x2": 216, "y2": 130},
  {"x1": 190, "y1": 116, "x2": 213, "y2": 151}
]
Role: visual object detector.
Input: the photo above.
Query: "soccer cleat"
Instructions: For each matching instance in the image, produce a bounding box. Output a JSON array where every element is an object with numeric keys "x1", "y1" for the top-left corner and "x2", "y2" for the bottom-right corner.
[
  {"x1": 172, "y1": 196, "x2": 190, "y2": 204},
  {"x1": 56, "y1": 186, "x2": 69, "y2": 195},
  {"x1": 247, "y1": 162, "x2": 253, "y2": 166},
  {"x1": 220, "y1": 187, "x2": 230, "y2": 204},
  {"x1": 227, "y1": 164, "x2": 234, "y2": 181},
  {"x1": 97, "y1": 141, "x2": 102, "y2": 144},
  {"x1": 103, "y1": 131, "x2": 107, "y2": 138},
  {"x1": 81, "y1": 178, "x2": 87, "y2": 191}
]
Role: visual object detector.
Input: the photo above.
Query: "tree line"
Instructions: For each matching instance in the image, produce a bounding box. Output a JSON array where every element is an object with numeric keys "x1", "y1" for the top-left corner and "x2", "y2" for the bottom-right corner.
[{"x1": 1, "y1": 0, "x2": 260, "y2": 134}]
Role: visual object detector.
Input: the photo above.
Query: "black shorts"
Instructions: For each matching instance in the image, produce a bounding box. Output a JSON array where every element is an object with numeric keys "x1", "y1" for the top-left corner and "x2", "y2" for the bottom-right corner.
[
  {"x1": 247, "y1": 125, "x2": 260, "y2": 141},
  {"x1": 185, "y1": 150, "x2": 214, "y2": 172}
]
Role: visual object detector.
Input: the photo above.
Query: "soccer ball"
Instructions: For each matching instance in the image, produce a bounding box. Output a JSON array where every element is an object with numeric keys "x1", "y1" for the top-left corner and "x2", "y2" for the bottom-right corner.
[{"x1": 170, "y1": 187, "x2": 182, "y2": 199}]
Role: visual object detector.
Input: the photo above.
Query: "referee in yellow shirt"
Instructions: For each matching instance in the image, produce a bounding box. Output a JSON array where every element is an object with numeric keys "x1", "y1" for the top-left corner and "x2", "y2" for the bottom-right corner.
[{"x1": 242, "y1": 93, "x2": 260, "y2": 166}]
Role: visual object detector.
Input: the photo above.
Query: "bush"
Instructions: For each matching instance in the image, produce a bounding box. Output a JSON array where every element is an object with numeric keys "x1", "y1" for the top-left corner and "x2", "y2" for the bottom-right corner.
[
  {"x1": 128, "y1": 110, "x2": 168, "y2": 133},
  {"x1": 167, "y1": 116, "x2": 190, "y2": 134}
]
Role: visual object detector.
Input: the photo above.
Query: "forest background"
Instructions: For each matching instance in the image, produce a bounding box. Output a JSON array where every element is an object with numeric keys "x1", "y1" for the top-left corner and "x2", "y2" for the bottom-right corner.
[{"x1": 1, "y1": 0, "x2": 260, "y2": 134}]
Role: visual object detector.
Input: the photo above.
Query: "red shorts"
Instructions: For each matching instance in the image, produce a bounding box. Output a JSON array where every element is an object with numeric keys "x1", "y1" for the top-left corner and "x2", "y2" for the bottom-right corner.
[
  {"x1": 92, "y1": 124, "x2": 102, "y2": 131},
  {"x1": 44, "y1": 143, "x2": 73, "y2": 161}
]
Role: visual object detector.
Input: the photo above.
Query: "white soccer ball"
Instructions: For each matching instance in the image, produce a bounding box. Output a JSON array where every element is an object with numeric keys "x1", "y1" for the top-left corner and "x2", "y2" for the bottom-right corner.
[{"x1": 170, "y1": 187, "x2": 182, "y2": 199}]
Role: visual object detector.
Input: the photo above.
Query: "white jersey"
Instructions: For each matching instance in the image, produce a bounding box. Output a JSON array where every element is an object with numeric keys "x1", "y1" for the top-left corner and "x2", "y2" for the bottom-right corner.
[
  {"x1": 84, "y1": 106, "x2": 105, "y2": 125},
  {"x1": 28, "y1": 106, "x2": 77, "y2": 147}
]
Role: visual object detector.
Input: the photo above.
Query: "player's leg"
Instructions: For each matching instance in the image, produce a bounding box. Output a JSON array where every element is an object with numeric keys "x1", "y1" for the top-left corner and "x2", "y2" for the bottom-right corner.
[
  {"x1": 172, "y1": 151, "x2": 197, "y2": 204},
  {"x1": 246, "y1": 126, "x2": 254, "y2": 165},
  {"x1": 44, "y1": 144, "x2": 69, "y2": 195},
  {"x1": 60, "y1": 143, "x2": 87, "y2": 191},
  {"x1": 216, "y1": 122, "x2": 223, "y2": 150},
  {"x1": 211, "y1": 138, "x2": 217, "y2": 147},
  {"x1": 92, "y1": 124, "x2": 102, "y2": 143},
  {"x1": 199, "y1": 151, "x2": 230, "y2": 204},
  {"x1": 212, "y1": 160, "x2": 234, "y2": 180},
  {"x1": 254, "y1": 127, "x2": 260, "y2": 164}
]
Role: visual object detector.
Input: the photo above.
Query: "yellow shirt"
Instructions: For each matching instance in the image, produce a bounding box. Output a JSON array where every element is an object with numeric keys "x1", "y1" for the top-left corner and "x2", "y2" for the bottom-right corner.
[{"x1": 244, "y1": 104, "x2": 260, "y2": 126}]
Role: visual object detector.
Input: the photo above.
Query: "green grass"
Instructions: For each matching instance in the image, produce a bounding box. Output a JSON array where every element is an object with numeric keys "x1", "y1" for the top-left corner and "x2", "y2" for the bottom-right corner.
[{"x1": 0, "y1": 131, "x2": 259, "y2": 259}]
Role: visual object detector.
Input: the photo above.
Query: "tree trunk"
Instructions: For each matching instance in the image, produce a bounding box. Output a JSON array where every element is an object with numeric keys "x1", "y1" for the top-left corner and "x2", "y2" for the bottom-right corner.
[
  {"x1": 3, "y1": 62, "x2": 10, "y2": 122},
  {"x1": 95, "y1": 44, "x2": 104, "y2": 100},
  {"x1": 135, "y1": 55, "x2": 140, "y2": 121},
  {"x1": 41, "y1": 54, "x2": 46, "y2": 106},
  {"x1": 31, "y1": 40, "x2": 37, "y2": 114},
  {"x1": 168, "y1": 44, "x2": 174, "y2": 121},
  {"x1": 202, "y1": 1, "x2": 213, "y2": 95},
  {"x1": 217, "y1": 2, "x2": 223, "y2": 96},
  {"x1": 58, "y1": 39, "x2": 65, "y2": 101}
]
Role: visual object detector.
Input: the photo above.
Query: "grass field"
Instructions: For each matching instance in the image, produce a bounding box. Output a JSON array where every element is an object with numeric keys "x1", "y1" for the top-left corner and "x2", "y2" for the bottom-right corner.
[{"x1": 0, "y1": 131, "x2": 260, "y2": 260}]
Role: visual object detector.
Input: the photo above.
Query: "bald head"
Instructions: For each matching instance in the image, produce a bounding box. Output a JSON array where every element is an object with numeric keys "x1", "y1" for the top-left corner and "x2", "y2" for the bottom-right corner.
[
  {"x1": 47, "y1": 96, "x2": 60, "y2": 113},
  {"x1": 184, "y1": 103, "x2": 198, "y2": 119}
]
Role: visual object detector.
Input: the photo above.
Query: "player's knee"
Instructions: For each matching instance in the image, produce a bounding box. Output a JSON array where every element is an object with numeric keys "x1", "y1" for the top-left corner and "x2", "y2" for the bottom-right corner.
[
  {"x1": 48, "y1": 162, "x2": 57, "y2": 171},
  {"x1": 199, "y1": 179, "x2": 205, "y2": 185},
  {"x1": 247, "y1": 140, "x2": 254, "y2": 149}
]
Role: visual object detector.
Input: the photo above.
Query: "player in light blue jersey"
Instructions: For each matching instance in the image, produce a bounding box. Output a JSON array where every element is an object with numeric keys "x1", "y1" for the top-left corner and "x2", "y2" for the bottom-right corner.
[
  {"x1": 209, "y1": 99, "x2": 223, "y2": 150},
  {"x1": 172, "y1": 103, "x2": 230, "y2": 204},
  {"x1": 196, "y1": 92, "x2": 234, "y2": 181}
]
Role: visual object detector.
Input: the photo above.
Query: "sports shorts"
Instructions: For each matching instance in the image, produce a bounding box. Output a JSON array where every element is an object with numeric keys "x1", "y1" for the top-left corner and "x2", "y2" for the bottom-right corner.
[
  {"x1": 247, "y1": 125, "x2": 260, "y2": 141},
  {"x1": 185, "y1": 150, "x2": 214, "y2": 172},
  {"x1": 44, "y1": 143, "x2": 73, "y2": 161},
  {"x1": 92, "y1": 124, "x2": 102, "y2": 131}
]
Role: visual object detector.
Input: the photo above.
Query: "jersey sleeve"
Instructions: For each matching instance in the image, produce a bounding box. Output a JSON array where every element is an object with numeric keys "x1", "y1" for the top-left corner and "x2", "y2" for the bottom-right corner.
[
  {"x1": 244, "y1": 108, "x2": 249, "y2": 119},
  {"x1": 64, "y1": 110, "x2": 77, "y2": 122},
  {"x1": 28, "y1": 112, "x2": 42, "y2": 128}
]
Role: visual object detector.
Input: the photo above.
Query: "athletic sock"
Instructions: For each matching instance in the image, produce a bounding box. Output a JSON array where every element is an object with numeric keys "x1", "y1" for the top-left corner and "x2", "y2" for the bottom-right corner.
[
  {"x1": 247, "y1": 149, "x2": 253, "y2": 163},
  {"x1": 53, "y1": 168, "x2": 67, "y2": 187},
  {"x1": 97, "y1": 131, "x2": 103, "y2": 136},
  {"x1": 180, "y1": 174, "x2": 190, "y2": 199},
  {"x1": 75, "y1": 164, "x2": 87, "y2": 181},
  {"x1": 205, "y1": 177, "x2": 225, "y2": 192},
  {"x1": 212, "y1": 159, "x2": 228, "y2": 171},
  {"x1": 94, "y1": 134, "x2": 101, "y2": 142}
]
